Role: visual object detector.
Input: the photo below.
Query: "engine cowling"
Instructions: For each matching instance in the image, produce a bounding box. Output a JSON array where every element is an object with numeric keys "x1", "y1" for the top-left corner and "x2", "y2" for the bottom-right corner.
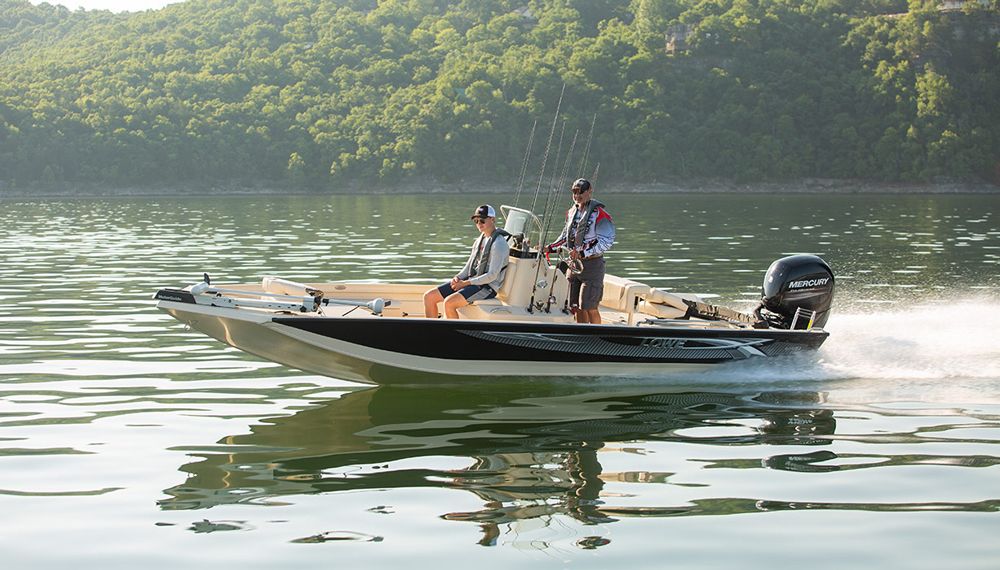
[{"x1": 759, "y1": 255, "x2": 834, "y2": 330}]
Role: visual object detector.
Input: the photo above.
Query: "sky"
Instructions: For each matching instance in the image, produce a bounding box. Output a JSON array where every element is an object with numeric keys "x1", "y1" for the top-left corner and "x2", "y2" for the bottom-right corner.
[{"x1": 30, "y1": 1, "x2": 185, "y2": 12}]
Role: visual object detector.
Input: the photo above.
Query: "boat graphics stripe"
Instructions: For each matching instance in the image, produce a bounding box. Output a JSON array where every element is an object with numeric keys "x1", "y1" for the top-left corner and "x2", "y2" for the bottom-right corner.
[
  {"x1": 271, "y1": 317, "x2": 824, "y2": 364},
  {"x1": 460, "y1": 330, "x2": 771, "y2": 361}
]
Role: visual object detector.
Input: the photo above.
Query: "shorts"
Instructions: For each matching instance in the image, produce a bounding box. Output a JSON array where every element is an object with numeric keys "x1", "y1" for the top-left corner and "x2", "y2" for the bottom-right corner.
[
  {"x1": 436, "y1": 282, "x2": 497, "y2": 302},
  {"x1": 568, "y1": 256, "x2": 605, "y2": 310}
]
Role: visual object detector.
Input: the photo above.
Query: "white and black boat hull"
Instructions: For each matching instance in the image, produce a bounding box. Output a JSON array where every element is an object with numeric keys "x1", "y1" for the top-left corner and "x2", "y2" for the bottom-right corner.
[{"x1": 158, "y1": 296, "x2": 827, "y2": 385}]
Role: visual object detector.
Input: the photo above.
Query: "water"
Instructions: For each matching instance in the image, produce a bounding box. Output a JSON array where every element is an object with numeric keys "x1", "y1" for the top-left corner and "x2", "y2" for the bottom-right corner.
[{"x1": 0, "y1": 193, "x2": 998, "y2": 568}]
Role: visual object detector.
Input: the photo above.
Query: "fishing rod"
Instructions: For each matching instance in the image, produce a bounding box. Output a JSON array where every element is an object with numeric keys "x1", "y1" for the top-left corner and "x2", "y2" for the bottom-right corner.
[
  {"x1": 539, "y1": 128, "x2": 579, "y2": 248},
  {"x1": 538, "y1": 114, "x2": 595, "y2": 256},
  {"x1": 538, "y1": 116, "x2": 599, "y2": 314},
  {"x1": 546, "y1": 119, "x2": 567, "y2": 212},
  {"x1": 577, "y1": 113, "x2": 597, "y2": 177},
  {"x1": 529, "y1": 84, "x2": 565, "y2": 215},
  {"x1": 529, "y1": 127, "x2": 581, "y2": 313},
  {"x1": 512, "y1": 119, "x2": 537, "y2": 209},
  {"x1": 543, "y1": 129, "x2": 582, "y2": 313}
]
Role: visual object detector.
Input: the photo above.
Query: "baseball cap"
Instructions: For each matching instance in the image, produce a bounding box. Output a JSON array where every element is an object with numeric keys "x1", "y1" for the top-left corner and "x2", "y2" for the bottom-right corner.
[
  {"x1": 572, "y1": 178, "x2": 592, "y2": 192},
  {"x1": 471, "y1": 204, "x2": 496, "y2": 219}
]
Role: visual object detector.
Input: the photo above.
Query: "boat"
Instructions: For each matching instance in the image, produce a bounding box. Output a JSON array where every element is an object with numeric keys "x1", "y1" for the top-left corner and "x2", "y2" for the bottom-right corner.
[{"x1": 154, "y1": 205, "x2": 834, "y2": 384}]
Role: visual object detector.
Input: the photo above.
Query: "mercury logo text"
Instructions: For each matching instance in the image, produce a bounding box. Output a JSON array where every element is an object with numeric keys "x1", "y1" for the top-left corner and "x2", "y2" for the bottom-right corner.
[{"x1": 788, "y1": 277, "x2": 830, "y2": 289}]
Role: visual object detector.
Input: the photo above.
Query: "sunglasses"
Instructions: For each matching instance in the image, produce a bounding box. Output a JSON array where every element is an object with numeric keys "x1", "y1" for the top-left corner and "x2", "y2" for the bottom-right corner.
[
  {"x1": 571, "y1": 187, "x2": 591, "y2": 194},
  {"x1": 473, "y1": 217, "x2": 489, "y2": 224}
]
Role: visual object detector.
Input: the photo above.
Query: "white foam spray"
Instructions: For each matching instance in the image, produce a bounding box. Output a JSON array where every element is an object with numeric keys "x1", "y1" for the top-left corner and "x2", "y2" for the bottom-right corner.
[
  {"x1": 680, "y1": 297, "x2": 1000, "y2": 405},
  {"x1": 819, "y1": 299, "x2": 1000, "y2": 382}
]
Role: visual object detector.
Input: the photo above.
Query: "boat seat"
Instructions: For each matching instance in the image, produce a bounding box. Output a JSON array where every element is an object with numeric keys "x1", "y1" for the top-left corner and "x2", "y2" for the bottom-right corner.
[
  {"x1": 601, "y1": 274, "x2": 651, "y2": 313},
  {"x1": 645, "y1": 288, "x2": 696, "y2": 309},
  {"x1": 461, "y1": 251, "x2": 571, "y2": 318},
  {"x1": 495, "y1": 254, "x2": 529, "y2": 305},
  {"x1": 456, "y1": 255, "x2": 514, "y2": 319},
  {"x1": 637, "y1": 289, "x2": 704, "y2": 319},
  {"x1": 636, "y1": 300, "x2": 687, "y2": 319},
  {"x1": 466, "y1": 259, "x2": 526, "y2": 312}
]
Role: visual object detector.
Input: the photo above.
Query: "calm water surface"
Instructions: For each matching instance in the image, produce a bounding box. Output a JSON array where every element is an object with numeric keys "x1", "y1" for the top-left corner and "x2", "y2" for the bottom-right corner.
[{"x1": 0, "y1": 193, "x2": 998, "y2": 568}]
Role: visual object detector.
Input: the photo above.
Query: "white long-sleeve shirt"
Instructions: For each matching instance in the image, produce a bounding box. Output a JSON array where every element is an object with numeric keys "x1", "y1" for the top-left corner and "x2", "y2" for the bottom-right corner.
[{"x1": 550, "y1": 200, "x2": 615, "y2": 258}]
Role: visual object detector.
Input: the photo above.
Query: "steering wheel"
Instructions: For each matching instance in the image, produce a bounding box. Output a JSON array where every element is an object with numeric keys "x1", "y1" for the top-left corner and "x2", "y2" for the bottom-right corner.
[{"x1": 547, "y1": 245, "x2": 583, "y2": 274}]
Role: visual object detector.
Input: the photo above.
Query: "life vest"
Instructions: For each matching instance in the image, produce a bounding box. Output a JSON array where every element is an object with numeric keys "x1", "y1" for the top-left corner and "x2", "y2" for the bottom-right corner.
[
  {"x1": 471, "y1": 228, "x2": 511, "y2": 278},
  {"x1": 566, "y1": 199, "x2": 606, "y2": 250}
]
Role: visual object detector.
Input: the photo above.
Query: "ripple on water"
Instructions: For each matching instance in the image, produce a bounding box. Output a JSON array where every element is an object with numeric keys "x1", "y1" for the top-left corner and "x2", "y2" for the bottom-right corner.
[
  {"x1": 0, "y1": 359, "x2": 280, "y2": 377},
  {"x1": 291, "y1": 531, "x2": 384, "y2": 543}
]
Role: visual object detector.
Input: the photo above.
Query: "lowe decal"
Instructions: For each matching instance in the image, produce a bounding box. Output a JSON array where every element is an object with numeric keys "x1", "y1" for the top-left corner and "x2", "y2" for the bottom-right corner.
[{"x1": 640, "y1": 338, "x2": 685, "y2": 349}]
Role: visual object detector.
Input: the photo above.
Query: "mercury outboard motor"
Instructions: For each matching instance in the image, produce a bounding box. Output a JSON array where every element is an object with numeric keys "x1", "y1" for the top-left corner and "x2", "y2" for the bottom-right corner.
[{"x1": 755, "y1": 255, "x2": 834, "y2": 330}]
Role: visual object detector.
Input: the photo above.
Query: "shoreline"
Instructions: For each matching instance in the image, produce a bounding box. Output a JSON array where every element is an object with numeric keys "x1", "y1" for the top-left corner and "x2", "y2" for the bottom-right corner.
[{"x1": 1, "y1": 178, "x2": 997, "y2": 198}]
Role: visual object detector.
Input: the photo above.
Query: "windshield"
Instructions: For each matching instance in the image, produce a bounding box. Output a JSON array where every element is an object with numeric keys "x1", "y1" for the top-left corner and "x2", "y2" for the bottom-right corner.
[{"x1": 501, "y1": 205, "x2": 542, "y2": 250}]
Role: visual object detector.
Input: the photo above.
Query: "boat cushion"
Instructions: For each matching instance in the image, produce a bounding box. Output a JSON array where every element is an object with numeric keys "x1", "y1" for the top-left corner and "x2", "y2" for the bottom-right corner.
[
  {"x1": 601, "y1": 274, "x2": 651, "y2": 313},
  {"x1": 636, "y1": 299, "x2": 688, "y2": 319},
  {"x1": 636, "y1": 289, "x2": 705, "y2": 319},
  {"x1": 644, "y1": 288, "x2": 700, "y2": 311}
]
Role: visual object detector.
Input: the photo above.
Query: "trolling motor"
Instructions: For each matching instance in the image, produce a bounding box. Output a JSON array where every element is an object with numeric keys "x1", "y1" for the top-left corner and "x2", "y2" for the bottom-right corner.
[
  {"x1": 754, "y1": 255, "x2": 835, "y2": 330},
  {"x1": 181, "y1": 274, "x2": 387, "y2": 315}
]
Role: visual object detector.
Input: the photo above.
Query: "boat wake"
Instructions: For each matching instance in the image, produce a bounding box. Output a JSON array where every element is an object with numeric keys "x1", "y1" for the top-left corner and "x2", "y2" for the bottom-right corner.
[
  {"x1": 819, "y1": 298, "x2": 1000, "y2": 381},
  {"x1": 675, "y1": 297, "x2": 1000, "y2": 399}
]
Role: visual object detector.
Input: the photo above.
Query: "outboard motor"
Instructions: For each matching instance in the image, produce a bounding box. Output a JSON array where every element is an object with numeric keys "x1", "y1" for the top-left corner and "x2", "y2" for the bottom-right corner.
[{"x1": 755, "y1": 255, "x2": 834, "y2": 330}]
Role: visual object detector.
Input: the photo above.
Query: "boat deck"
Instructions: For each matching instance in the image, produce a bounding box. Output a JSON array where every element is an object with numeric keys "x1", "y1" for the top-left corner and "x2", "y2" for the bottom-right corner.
[{"x1": 213, "y1": 277, "x2": 746, "y2": 330}]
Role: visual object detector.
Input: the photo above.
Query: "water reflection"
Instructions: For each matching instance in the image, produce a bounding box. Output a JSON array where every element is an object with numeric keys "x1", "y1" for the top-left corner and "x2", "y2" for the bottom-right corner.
[
  {"x1": 161, "y1": 384, "x2": 850, "y2": 541},
  {"x1": 161, "y1": 381, "x2": 1000, "y2": 548}
]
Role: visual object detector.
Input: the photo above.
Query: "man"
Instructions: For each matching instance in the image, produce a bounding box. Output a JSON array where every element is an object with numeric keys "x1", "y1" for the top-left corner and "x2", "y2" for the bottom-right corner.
[
  {"x1": 548, "y1": 178, "x2": 615, "y2": 324},
  {"x1": 423, "y1": 204, "x2": 511, "y2": 319}
]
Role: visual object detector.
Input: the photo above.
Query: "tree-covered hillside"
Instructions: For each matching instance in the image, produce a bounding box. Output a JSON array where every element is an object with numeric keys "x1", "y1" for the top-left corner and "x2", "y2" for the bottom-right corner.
[{"x1": 1, "y1": 0, "x2": 998, "y2": 190}]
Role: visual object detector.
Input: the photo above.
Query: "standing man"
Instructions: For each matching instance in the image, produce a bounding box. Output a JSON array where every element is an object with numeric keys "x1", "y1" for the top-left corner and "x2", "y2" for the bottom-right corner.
[
  {"x1": 423, "y1": 204, "x2": 510, "y2": 319},
  {"x1": 548, "y1": 178, "x2": 615, "y2": 324}
]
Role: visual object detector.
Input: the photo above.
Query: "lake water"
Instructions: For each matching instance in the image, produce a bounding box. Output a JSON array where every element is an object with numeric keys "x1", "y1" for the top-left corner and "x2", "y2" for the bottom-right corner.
[{"x1": 1, "y1": 192, "x2": 998, "y2": 568}]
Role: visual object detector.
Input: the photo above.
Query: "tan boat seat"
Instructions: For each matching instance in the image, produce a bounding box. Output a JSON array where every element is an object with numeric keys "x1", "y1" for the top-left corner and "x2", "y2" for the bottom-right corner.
[
  {"x1": 636, "y1": 300, "x2": 688, "y2": 319},
  {"x1": 638, "y1": 289, "x2": 704, "y2": 319},
  {"x1": 601, "y1": 274, "x2": 651, "y2": 313}
]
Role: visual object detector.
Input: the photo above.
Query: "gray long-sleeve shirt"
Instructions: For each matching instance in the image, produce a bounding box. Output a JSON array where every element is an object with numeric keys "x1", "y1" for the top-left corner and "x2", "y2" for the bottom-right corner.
[{"x1": 455, "y1": 230, "x2": 510, "y2": 291}]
